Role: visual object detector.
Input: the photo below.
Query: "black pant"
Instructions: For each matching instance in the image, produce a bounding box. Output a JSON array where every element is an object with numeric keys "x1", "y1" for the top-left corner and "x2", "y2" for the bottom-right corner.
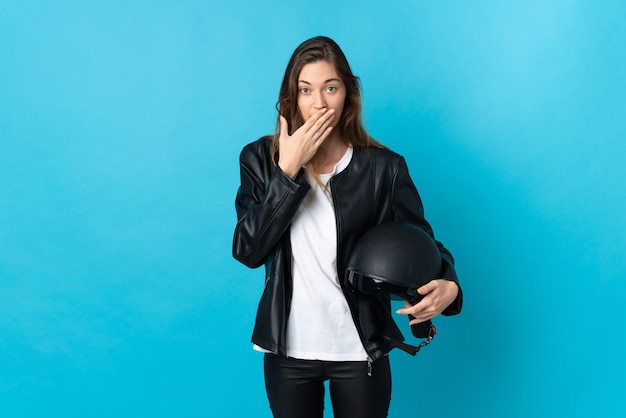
[{"x1": 264, "y1": 353, "x2": 392, "y2": 418}]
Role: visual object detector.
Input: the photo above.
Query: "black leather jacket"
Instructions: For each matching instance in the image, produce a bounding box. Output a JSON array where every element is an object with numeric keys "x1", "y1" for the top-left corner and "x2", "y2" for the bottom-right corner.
[{"x1": 233, "y1": 137, "x2": 462, "y2": 361}]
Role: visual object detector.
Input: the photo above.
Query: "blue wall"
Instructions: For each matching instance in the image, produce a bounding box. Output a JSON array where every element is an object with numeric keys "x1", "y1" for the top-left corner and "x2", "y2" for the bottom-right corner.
[{"x1": 1, "y1": 1, "x2": 624, "y2": 416}]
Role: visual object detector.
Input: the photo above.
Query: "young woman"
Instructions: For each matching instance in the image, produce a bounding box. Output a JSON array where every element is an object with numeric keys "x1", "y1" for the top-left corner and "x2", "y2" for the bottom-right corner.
[{"x1": 233, "y1": 36, "x2": 462, "y2": 418}]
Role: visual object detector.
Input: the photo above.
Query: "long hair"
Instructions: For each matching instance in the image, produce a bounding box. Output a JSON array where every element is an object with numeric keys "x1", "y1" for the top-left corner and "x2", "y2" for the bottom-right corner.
[{"x1": 271, "y1": 36, "x2": 385, "y2": 173}]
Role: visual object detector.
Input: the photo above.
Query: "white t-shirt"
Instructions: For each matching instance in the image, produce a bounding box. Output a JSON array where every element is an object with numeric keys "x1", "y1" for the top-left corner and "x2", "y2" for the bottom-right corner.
[
  {"x1": 253, "y1": 146, "x2": 367, "y2": 360},
  {"x1": 284, "y1": 146, "x2": 368, "y2": 361}
]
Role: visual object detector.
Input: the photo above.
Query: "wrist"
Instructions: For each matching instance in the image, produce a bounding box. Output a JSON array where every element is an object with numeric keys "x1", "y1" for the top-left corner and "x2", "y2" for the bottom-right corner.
[{"x1": 278, "y1": 160, "x2": 299, "y2": 180}]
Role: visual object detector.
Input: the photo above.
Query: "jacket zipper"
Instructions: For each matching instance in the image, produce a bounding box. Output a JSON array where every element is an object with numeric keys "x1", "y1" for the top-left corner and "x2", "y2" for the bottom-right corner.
[{"x1": 330, "y1": 177, "x2": 376, "y2": 377}]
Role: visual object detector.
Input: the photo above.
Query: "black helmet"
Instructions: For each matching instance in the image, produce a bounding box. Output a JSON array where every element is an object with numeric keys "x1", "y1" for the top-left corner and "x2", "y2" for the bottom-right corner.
[
  {"x1": 346, "y1": 222, "x2": 442, "y2": 300},
  {"x1": 346, "y1": 221, "x2": 441, "y2": 341}
]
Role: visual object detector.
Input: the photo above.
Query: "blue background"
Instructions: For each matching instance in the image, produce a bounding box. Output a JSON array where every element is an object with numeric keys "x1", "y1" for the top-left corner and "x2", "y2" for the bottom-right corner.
[{"x1": 1, "y1": 1, "x2": 625, "y2": 417}]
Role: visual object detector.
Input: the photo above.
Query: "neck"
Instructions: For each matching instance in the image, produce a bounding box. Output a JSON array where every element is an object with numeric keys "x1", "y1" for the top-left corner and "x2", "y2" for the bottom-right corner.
[{"x1": 314, "y1": 135, "x2": 348, "y2": 174}]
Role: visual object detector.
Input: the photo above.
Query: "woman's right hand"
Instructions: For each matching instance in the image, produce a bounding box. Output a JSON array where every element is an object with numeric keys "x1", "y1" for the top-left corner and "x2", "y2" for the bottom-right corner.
[{"x1": 277, "y1": 108, "x2": 335, "y2": 179}]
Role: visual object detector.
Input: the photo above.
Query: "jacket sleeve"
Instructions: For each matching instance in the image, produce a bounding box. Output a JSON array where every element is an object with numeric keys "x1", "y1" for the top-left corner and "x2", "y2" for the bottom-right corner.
[
  {"x1": 390, "y1": 156, "x2": 463, "y2": 316},
  {"x1": 232, "y1": 141, "x2": 311, "y2": 269}
]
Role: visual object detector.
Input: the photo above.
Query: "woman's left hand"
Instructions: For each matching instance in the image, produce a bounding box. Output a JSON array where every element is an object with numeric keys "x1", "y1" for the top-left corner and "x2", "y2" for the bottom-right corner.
[{"x1": 395, "y1": 279, "x2": 459, "y2": 325}]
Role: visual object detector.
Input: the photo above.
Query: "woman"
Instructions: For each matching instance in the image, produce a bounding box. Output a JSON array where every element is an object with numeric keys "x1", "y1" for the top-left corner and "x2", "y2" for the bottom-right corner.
[{"x1": 233, "y1": 36, "x2": 462, "y2": 418}]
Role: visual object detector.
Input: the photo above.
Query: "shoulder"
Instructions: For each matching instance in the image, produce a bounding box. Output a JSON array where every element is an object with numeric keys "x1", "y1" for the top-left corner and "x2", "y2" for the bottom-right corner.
[
  {"x1": 240, "y1": 136, "x2": 272, "y2": 157},
  {"x1": 352, "y1": 145, "x2": 406, "y2": 168},
  {"x1": 237, "y1": 137, "x2": 276, "y2": 183},
  {"x1": 239, "y1": 136, "x2": 273, "y2": 165}
]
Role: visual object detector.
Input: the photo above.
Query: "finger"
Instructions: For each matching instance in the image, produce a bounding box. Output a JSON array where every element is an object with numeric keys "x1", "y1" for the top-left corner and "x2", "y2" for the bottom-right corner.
[
  {"x1": 396, "y1": 301, "x2": 424, "y2": 315},
  {"x1": 397, "y1": 290, "x2": 437, "y2": 314},
  {"x1": 314, "y1": 126, "x2": 334, "y2": 145},
  {"x1": 406, "y1": 302, "x2": 437, "y2": 321},
  {"x1": 310, "y1": 114, "x2": 336, "y2": 143},
  {"x1": 417, "y1": 280, "x2": 437, "y2": 295},
  {"x1": 395, "y1": 307, "x2": 411, "y2": 315},
  {"x1": 321, "y1": 111, "x2": 336, "y2": 131},
  {"x1": 318, "y1": 108, "x2": 335, "y2": 127},
  {"x1": 301, "y1": 108, "x2": 328, "y2": 131},
  {"x1": 279, "y1": 115, "x2": 289, "y2": 137},
  {"x1": 308, "y1": 108, "x2": 337, "y2": 133}
]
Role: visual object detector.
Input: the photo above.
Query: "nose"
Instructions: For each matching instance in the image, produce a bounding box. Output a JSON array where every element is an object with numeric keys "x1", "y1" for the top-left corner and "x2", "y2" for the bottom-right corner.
[{"x1": 313, "y1": 91, "x2": 326, "y2": 109}]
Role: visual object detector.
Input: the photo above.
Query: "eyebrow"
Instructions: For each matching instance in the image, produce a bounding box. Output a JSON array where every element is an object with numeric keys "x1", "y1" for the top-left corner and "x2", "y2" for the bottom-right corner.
[{"x1": 298, "y1": 78, "x2": 342, "y2": 85}]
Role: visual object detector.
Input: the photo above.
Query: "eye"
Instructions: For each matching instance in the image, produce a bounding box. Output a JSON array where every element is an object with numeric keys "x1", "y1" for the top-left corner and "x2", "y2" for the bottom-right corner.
[
  {"x1": 299, "y1": 87, "x2": 310, "y2": 94},
  {"x1": 327, "y1": 86, "x2": 337, "y2": 93}
]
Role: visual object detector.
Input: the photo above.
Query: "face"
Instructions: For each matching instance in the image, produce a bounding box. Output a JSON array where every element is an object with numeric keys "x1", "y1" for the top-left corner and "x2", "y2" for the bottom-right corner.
[{"x1": 297, "y1": 60, "x2": 346, "y2": 128}]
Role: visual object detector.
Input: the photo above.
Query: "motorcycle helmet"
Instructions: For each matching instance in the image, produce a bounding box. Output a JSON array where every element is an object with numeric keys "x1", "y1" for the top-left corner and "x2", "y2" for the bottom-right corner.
[{"x1": 346, "y1": 221, "x2": 442, "y2": 339}]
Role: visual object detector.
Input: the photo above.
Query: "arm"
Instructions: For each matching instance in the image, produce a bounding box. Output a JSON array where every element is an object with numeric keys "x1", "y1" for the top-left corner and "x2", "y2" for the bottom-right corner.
[
  {"x1": 390, "y1": 157, "x2": 463, "y2": 320},
  {"x1": 232, "y1": 141, "x2": 310, "y2": 268},
  {"x1": 233, "y1": 109, "x2": 336, "y2": 268}
]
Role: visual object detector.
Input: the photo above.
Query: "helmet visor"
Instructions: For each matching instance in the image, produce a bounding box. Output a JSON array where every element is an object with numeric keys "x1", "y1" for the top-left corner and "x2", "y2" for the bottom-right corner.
[{"x1": 347, "y1": 270, "x2": 419, "y2": 301}]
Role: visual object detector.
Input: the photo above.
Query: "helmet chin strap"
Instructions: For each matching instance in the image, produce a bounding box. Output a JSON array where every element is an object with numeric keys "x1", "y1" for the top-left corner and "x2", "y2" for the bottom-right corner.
[
  {"x1": 382, "y1": 327, "x2": 435, "y2": 356},
  {"x1": 381, "y1": 318, "x2": 436, "y2": 356}
]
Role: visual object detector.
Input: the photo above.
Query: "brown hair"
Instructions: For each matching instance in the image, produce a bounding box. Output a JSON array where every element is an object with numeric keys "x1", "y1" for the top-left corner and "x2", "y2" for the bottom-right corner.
[{"x1": 271, "y1": 36, "x2": 385, "y2": 176}]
